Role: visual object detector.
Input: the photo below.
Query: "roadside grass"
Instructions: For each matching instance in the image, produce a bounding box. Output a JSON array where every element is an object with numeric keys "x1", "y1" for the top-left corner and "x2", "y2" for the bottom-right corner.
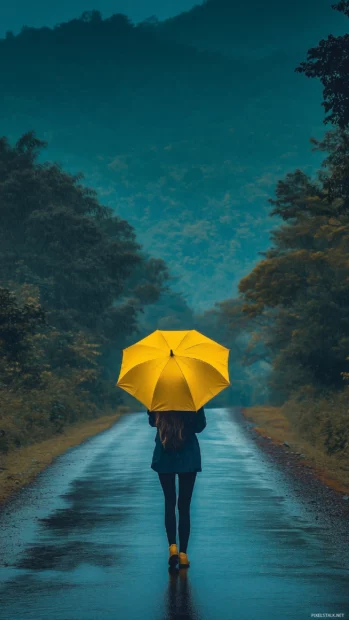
[
  {"x1": 241, "y1": 404, "x2": 349, "y2": 495},
  {"x1": 0, "y1": 406, "x2": 130, "y2": 506}
]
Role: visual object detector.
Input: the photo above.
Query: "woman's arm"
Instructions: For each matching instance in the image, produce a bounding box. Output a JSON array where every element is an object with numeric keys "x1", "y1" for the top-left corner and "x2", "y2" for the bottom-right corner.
[
  {"x1": 147, "y1": 409, "x2": 157, "y2": 427},
  {"x1": 193, "y1": 407, "x2": 207, "y2": 433}
]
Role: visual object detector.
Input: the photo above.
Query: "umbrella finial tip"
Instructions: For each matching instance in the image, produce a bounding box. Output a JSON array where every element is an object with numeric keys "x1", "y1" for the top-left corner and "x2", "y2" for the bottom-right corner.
[{"x1": 170, "y1": 349, "x2": 174, "y2": 357}]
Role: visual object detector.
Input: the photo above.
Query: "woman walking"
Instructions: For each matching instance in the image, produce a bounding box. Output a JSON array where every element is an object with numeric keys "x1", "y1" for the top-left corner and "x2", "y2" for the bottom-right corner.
[{"x1": 147, "y1": 407, "x2": 207, "y2": 569}]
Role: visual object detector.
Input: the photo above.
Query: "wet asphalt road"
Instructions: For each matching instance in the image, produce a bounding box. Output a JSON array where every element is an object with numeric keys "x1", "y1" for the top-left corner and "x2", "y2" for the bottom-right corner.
[{"x1": 0, "y1": 407, "x2": 348, "y2": 620}]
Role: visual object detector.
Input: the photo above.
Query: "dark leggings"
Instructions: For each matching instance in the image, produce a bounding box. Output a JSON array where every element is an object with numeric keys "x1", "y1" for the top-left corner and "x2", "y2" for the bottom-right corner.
[{"x1": 158, "y1": 472, "x2": 197, "y2": 553}]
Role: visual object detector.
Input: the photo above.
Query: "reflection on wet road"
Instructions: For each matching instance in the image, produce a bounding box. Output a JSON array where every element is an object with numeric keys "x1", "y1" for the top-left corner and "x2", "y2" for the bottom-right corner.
[{"x1": 0, "y1": 408, "x2": 348, "y2": 619}]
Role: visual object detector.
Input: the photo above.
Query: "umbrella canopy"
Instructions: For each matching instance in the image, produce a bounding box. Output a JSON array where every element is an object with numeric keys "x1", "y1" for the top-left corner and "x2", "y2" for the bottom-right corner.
[{"x1": 116, "y1": 329, "x2": 230, "y2": 411}]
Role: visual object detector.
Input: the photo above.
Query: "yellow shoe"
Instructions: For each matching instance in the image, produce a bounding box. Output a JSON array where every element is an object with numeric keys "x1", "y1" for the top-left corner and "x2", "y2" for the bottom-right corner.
[
  {"x1": 178, "y1": 551, "x2": 190, "y2": 568},
  {"x1": 168, "y1": 544, "x2": 179, "y2": 567}
]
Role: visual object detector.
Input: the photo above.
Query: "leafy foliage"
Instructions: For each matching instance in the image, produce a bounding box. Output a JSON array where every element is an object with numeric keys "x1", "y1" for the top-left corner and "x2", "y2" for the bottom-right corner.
[
  {"x1": 295, "y1": 1, "x2": 349, "y2": 129},
  {"x1": 236, "y1": 128, "x2": 349, "y2": 402},
  {"x1": 0, "y1": 133, "x2": 173, "y2": 451},
  {"x1": 0, "y1": 284, "x2": 46, "y2": 389}
]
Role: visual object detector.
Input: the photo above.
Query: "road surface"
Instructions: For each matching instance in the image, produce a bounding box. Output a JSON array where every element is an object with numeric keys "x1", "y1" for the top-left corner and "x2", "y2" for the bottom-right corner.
[{"x1": 0, "y1": 408, "x2": 348, "y2": 620}]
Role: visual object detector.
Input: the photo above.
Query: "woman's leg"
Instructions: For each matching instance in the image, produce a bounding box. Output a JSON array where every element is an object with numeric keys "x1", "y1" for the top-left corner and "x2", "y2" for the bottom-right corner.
[
  {"x1": 177, "y1": 472, "x2": 197, "y2": 553},
  {"x1": 158, "y1": 472, "x2": 177, "y2": 545}
]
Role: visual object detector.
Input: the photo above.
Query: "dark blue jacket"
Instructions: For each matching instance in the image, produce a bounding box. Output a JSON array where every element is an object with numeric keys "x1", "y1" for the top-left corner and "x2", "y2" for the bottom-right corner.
[{"x1": 147, "y1": 408, "x2": 207, "y2": 473}]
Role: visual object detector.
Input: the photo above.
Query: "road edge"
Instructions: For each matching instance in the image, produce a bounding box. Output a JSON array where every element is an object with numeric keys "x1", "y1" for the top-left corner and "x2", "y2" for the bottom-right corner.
[
  {"x1": 230, "y1": 406, "x2": 349, "y2": 542},
  {"x1": 0, "y1": 409, "x2": 129, "y2": 507}
]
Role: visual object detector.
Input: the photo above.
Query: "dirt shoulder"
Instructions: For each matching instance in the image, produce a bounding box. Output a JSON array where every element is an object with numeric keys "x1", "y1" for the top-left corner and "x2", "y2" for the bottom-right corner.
[
  {"x1": 240, "y1": 405, "x2": 349, "y2": 494},
  {"x1": 0, "y1": 410, "x2": 127, "y2": 507},
  {"x1": 235, "y1": 406, "x2": 349, "y2": 539}
]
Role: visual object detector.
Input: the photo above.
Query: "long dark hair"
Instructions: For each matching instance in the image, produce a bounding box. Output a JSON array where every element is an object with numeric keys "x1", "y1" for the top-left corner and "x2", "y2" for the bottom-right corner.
[{"x1": 155, "y1": 411, "x2": 193, "y2": 451}]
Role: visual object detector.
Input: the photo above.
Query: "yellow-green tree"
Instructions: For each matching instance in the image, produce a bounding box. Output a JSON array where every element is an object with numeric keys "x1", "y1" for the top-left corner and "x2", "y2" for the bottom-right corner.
[{"x1": 238, "y1": 129, "x2": 349, "y2": 402}]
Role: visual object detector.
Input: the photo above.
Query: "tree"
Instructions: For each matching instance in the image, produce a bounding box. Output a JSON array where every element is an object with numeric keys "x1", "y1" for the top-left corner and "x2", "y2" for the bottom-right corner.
[
  {"x1": 0, "y1": 131, "x2": 148, "y2": 338},
  {"x1": 0, "y1": 131, "x2": 172, "y2": 410},
  {"x1": 0, "y1": 286, "x2": 46, "y2": 389},
  {"x1": 238, "y1": 129, "x2": 349, "y2": 400},
  {"x1": 295, "y1": 1, "x2": 349, "y2": 129},
  {"x1": 81, "y1": 10, "x2": 102, "y2": 23}
]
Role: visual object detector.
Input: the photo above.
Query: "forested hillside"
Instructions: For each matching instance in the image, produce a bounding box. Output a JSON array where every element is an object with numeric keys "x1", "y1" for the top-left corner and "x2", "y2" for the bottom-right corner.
[
  {"x1": 0, "y1": 8, "x2": 337, "y2": 310},
  {"x1": 156, "y1": 0, "x2": 347, "y2": 58}
]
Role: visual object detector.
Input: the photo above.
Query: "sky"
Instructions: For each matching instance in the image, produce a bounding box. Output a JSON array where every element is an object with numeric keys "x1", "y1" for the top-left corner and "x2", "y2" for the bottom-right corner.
[{"x1": 0, "y1": 0, "x2": 201, "y2": 38}]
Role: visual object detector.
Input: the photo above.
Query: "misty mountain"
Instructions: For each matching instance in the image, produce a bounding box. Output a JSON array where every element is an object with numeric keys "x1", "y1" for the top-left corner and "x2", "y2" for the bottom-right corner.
[
  {"x1": 0, "y1": 9, "x2": 338, "y2": 310},
  {"x1": 157, "y1": 0, "x2": 348, "y2": 59}
]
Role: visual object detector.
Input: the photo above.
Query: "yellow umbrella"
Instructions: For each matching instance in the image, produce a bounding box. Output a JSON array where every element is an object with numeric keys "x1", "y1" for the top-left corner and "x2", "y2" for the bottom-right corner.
[{"x1": 116, "y1": 329, "x2": 230, "y2": 411}]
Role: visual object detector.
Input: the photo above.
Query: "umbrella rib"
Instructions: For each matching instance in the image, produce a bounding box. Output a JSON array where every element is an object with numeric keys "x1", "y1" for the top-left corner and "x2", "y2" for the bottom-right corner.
[
  {"x1": 123, "y1": 357, "x2": 169, "y2": 406},
  {"x1": 178, "y1": 356, "x2": 230, "y2": 404},
  {"x1": 174, "y1": 358, "x2": 196, "y2": 409},
  {"x1": 158, "y1": 330, "x2": 191, "y2": 352},
  {"x1": 175, "y1": 331, "x2": 192, "y2": 351},
  {"x1": 158, "y1": 330, "x2": 171, "y2": 349},
  {"x1": 150, "y1": 357, "x2": 172, "y2": 409},
  {"x1": 181, "y1": 342, "x2": 227, "y2": 352},
  {"x1": 131, "y1": 344, "x2": 165, "y2": 352},
  {"x1": 178, "y1": 355, "x2": 230, "y2": 383},
  {"x1": 119, "y1": 357, "x2": 164, "y2": 381}
]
